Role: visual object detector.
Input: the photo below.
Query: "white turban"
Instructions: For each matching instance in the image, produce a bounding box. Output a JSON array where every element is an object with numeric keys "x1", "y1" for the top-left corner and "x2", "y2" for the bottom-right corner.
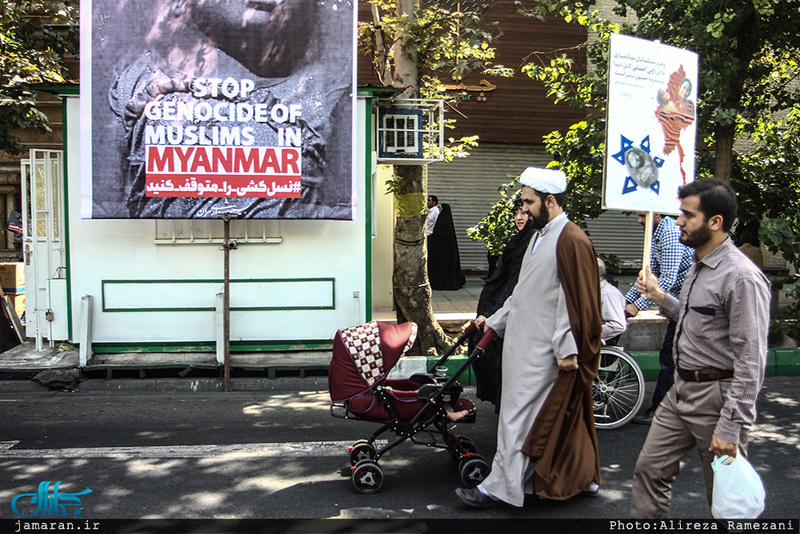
[{"x1": 519, "y1": 167, "x2": 567, "y2": 194}]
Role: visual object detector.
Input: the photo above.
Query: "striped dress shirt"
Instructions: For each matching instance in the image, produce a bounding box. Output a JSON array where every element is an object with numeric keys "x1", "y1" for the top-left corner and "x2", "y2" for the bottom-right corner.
[
  {"x1": 659, "y1": 237, "x2": 771, "y2": 443},
  {"x1": 626, "y1": 216, "x2": 694, "y2": 310}
]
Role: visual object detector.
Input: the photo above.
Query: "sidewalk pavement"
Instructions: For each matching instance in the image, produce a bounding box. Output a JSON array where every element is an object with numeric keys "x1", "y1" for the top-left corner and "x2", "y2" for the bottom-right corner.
[
  {"x1": 373, "y1": 274, "x2": 484, "y2": 324},
  {"x1": 1, "y1": 275, "x2": 798, "y2": 387}
]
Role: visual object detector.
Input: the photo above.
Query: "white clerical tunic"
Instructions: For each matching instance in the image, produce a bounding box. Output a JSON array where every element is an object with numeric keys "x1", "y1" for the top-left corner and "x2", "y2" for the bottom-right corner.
[{"x1": 482, "y1": 212, "x2": 578, "y2": 507}]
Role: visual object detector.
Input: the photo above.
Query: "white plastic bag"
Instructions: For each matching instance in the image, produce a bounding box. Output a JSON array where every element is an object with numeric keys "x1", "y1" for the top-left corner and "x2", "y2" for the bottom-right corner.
[{"x1": 711, "y1": 449, "x2": 766, "y2": 519}]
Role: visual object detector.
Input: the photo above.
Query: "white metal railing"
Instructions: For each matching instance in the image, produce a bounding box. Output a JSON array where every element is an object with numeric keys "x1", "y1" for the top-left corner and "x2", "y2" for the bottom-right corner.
[{"x1": 154, "y1": 219, "x2": 282, "y2": 245}]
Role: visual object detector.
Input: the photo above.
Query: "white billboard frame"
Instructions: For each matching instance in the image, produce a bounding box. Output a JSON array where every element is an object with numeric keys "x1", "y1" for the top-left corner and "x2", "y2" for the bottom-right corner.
[
  {"x1": 80, "y1": 0, "x2": 357, "y2": 221},
  {"x1": 603, "y1": 34, "x2": 699, "y2": 216}
]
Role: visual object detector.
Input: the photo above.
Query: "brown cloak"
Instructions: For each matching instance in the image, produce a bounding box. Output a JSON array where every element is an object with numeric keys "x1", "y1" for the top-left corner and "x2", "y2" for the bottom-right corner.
[{"x1": 520, "y1": 220, "x2": 603, "y2": 500}]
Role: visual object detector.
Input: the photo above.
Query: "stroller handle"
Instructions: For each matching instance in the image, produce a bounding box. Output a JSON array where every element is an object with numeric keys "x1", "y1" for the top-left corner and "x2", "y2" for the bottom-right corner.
[
  {"x1": 463, "y1": 321, "x2": 479, "y2": 337},
  {"x1": 476, "y1": 328, "x2": 498, "y2": 351},
  {"x1": 426, "y1": 320, "x2": 482, "y2": 374},
  {"x1": 461, "y1": 321, "x2": 478, "y2": 338}
]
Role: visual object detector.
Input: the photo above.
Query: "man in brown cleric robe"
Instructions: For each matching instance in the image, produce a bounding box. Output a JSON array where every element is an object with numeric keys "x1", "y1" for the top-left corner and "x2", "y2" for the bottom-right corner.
[{"x1": 456, "y1": 167, "x2": 602, "y2": 508}]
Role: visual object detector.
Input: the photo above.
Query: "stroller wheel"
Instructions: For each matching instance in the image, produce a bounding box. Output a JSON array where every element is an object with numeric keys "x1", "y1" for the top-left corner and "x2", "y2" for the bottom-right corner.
[
  {"x1": 351, "y1": 459, "x2": 383, "y2": 495},
  {"x1": 348, "y1": 440, "x2": 377, "y2": 466},
  {"x1": 448, "y1": 436, "x2": 477, "y2": 464},
  {"x1": 459, "y1": 454, "x2": 490, "y2": 487}
]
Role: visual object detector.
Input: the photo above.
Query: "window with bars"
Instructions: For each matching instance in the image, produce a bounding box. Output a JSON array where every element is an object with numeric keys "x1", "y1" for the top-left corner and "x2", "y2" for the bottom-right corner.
[
  {"x1": 154, "y1": 219, "x2": 282, "y2": 245},
  {"x1": 379, "y1": 109, "x2": 423, "y2": 158}
]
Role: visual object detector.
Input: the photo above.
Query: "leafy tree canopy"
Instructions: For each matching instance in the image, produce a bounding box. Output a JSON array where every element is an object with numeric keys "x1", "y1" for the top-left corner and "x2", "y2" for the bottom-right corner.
[
  {"x1": 466, "y1": 174, "x2": 521, "y2": 257},
  {"x1": 360, "y1": 0, "x2": 513, "y2": 160},
  {"x1": 515, "y1": 0, "x2": 800, "y2": 320},
  {"x1": 360, "y1": 0, "x2": 513, "y2": 91},
  {"x1": 0, "y1": 1, "x2": 78, "y2": 156}
]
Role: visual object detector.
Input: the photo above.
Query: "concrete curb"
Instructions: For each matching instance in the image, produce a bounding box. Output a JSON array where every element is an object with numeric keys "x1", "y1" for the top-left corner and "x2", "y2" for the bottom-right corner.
[
  {"x1": 425, "y1": 348, "x2": 800, "y2": 385},
  {"x1": 0, "y1": 376, "x2": 330, "y2": 394},
  {"x1": 1, "y1": 350, "x2": 797, "y2": 393}
]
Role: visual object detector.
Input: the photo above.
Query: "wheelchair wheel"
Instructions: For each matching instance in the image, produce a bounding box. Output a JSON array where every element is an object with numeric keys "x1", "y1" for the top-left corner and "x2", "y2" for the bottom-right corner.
[{"x1": 593, "y1": 347, "x2": 645, "y2": 429}]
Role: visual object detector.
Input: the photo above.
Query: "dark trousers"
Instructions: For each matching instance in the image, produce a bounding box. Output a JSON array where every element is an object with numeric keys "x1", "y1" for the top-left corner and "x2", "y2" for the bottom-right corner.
[{"x1": 649, "y1": 319, "x2": 677, "y2": 411}]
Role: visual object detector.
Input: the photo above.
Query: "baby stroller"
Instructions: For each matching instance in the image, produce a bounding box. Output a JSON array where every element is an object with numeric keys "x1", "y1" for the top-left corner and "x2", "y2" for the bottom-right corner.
[{"x1": 329, "y1": 320, "x2": 496, "y2": 494}]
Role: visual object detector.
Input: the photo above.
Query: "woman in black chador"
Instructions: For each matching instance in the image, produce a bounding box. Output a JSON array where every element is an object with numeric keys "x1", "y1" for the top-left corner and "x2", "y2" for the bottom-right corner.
[
  {"x1": 470, "y1": 197, "x2": 534, "y2": 411},
  {"x1": 427, "y1": 203, "x2": 466, "y2": 290}
]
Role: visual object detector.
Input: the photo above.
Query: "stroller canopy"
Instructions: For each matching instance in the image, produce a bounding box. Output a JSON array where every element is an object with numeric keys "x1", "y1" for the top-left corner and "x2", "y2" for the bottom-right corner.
[{"x1": 329, "y1": 321, "x2": 417, "y2": 402}]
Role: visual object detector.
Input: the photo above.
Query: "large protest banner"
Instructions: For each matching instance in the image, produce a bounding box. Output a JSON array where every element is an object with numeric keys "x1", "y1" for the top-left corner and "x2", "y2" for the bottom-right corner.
[
  {"x1": 603, "y1": 34, "x2": 698, "y2": 214},
  {"x1": 80, "y1": 0, "x2": 356, "y2": 219}
]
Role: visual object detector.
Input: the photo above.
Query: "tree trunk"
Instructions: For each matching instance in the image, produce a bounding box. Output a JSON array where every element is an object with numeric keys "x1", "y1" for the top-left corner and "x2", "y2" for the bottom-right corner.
[
  {"x1": 714, "y1": 121, "x2": 735, "y2": 183},
  {"x1": 713, "y1": 8, "x2": 757, "y2": 186},
  {"x1": 392, "y1": 165, "x2": 451, "y2": 355},
  {"x1": 389, "y1": 0, "x2": 452, "y2": 355},
  {"x1": 394, "y1": 0, "x2": 419, "y2": 97},
  {"x1": 370, "y1": 4, "x2": 391, "y2": 84}
]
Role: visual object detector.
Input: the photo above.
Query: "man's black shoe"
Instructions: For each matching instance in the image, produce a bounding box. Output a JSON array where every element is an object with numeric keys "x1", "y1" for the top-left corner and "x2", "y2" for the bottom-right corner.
[
  {"x1": 455, "y1": 487, "x2": 498, "y2": 508},
  {"x1": 632, "y1": 409, "x2": 655, "y2": 425}
]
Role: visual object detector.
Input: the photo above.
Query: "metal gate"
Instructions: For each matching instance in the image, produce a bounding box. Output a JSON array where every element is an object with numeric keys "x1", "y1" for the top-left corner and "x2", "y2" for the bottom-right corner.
[{"x1": 20, "y1": 149, "x2": 68, "y2": 350}]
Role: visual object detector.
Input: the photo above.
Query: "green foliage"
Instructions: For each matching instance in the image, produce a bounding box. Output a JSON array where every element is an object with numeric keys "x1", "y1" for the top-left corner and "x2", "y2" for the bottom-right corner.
[
  {"x1": 516, "y1": 0, "x2": 800, "y2": 300},
  {"x1": 760, "y1": 219, "x2": 800, "y2": 269},
  {"x1": 425, "y1": 133, "x2": 480, "y2": 162},
  {"x1": 360, "y1": 0, "x2": 506, "y2": 86},
  {"x1": 543, "y1": 120, "x2": 606, "y2": 227},
  {"x1": 466, "y1": 175, "x2": 521, "y2": 256},
  {"x1": 738, "y1": 107, "x2": 800, "y2": 238},
  {"x1": 612, "y1": 0, "x2": 800, "y2": 148},
  {"x1": 738, "y1": 105, "x2": 800, "y2": 321},
  {"x1": 0, "y1": 1, "x2": 78, "y2": 156},
  {"x1": 512, "y1": 1, "x2": 620, "y2": 224},
  {"x1": 770, "y1": 318, "x2": 800, "y2": 341},
  {"x1": 758, "y1": 217, "x2": 800, "y2": 321},
  {"x1": 518, "y1": 0, "x2": 618, "y2": 113},
  {"x1": 361, "y1": 0, "x2": 512, "y2": 161}
]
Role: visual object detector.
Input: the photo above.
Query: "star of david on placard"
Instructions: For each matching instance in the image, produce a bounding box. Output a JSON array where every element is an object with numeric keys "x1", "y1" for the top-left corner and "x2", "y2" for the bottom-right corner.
[{"x1": 612, "y1": 135, "x2": 665, "y2": 195}]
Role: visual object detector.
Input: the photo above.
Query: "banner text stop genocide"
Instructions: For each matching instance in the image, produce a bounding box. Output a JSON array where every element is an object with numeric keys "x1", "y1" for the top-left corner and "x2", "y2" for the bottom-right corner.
[{"x1": 143, "y1": 77, "x2": 303, "y2": 199}]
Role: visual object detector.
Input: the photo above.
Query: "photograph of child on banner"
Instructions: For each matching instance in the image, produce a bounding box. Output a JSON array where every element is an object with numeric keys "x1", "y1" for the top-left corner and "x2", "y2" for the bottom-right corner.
[
  {"x1": 655, "y1": 67, "x2": 696, "y2": 187},
  {"x1": 87, "y1": 0, "x2": 354, "y2": 220}
]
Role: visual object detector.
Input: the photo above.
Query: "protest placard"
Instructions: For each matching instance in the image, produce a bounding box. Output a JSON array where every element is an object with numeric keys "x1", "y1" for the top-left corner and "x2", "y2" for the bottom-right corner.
[{"x1": 603, "y1": 34, "x2": 699, "y2": 215}]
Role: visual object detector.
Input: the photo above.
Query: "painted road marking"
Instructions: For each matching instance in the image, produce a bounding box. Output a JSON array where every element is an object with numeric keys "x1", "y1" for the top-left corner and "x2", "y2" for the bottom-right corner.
[{"x1": 0, "y1": 440, "x2": 387, "y2": 459}]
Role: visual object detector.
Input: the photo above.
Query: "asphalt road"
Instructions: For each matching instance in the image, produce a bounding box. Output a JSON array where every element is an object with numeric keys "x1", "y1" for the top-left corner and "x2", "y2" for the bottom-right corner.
[{"x1": 0, "y1": 376, "x2": 798, "y2": 533}]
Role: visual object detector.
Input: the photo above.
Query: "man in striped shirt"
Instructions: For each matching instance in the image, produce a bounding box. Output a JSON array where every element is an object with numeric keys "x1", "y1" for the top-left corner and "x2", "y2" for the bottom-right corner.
[
  {"x1": 626, "y1": 212, "x2": 694, "y2": 424},
  {"x1": 629, "y1": 177, "x2": 771, "y2": 519}
]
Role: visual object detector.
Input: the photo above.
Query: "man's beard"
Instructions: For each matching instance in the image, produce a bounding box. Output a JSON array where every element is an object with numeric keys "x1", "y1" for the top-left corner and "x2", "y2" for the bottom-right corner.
[
  {"x1": 680, "y1": 221, "x2": 711, "y2": 248},
  {"x1": 529, "y1": 203, "x2": 550, "y2": 230}
]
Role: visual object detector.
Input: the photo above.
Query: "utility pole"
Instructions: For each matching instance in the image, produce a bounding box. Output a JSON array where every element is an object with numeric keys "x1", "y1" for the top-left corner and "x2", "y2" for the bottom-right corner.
[{"x1": 219, "y1": 213, "x2": 239, "y2": 391}]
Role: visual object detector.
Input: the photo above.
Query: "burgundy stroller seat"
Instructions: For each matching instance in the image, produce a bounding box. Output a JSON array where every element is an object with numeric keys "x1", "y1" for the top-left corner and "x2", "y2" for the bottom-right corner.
[
  {"x1": 329, "y1": 320, "x2": 491, "y2": 494},
  {"x1": 329, "y1": 320, "x2": 423, "y2": 421}
]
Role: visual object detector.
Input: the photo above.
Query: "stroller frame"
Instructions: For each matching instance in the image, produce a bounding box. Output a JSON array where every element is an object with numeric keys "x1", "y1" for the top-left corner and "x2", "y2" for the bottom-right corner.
[{"x1": 330, "y1": 323, "x2": 495, "y2": 494}]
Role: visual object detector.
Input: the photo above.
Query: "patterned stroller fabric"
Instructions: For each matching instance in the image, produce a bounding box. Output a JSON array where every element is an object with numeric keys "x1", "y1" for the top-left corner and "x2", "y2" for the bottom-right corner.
[
  {"x1": 329, "y1": 321, "x2": 434, "y2": 421},
  {"x1": 341, "y1": 320, "x2": 416, "y2": 388}
]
